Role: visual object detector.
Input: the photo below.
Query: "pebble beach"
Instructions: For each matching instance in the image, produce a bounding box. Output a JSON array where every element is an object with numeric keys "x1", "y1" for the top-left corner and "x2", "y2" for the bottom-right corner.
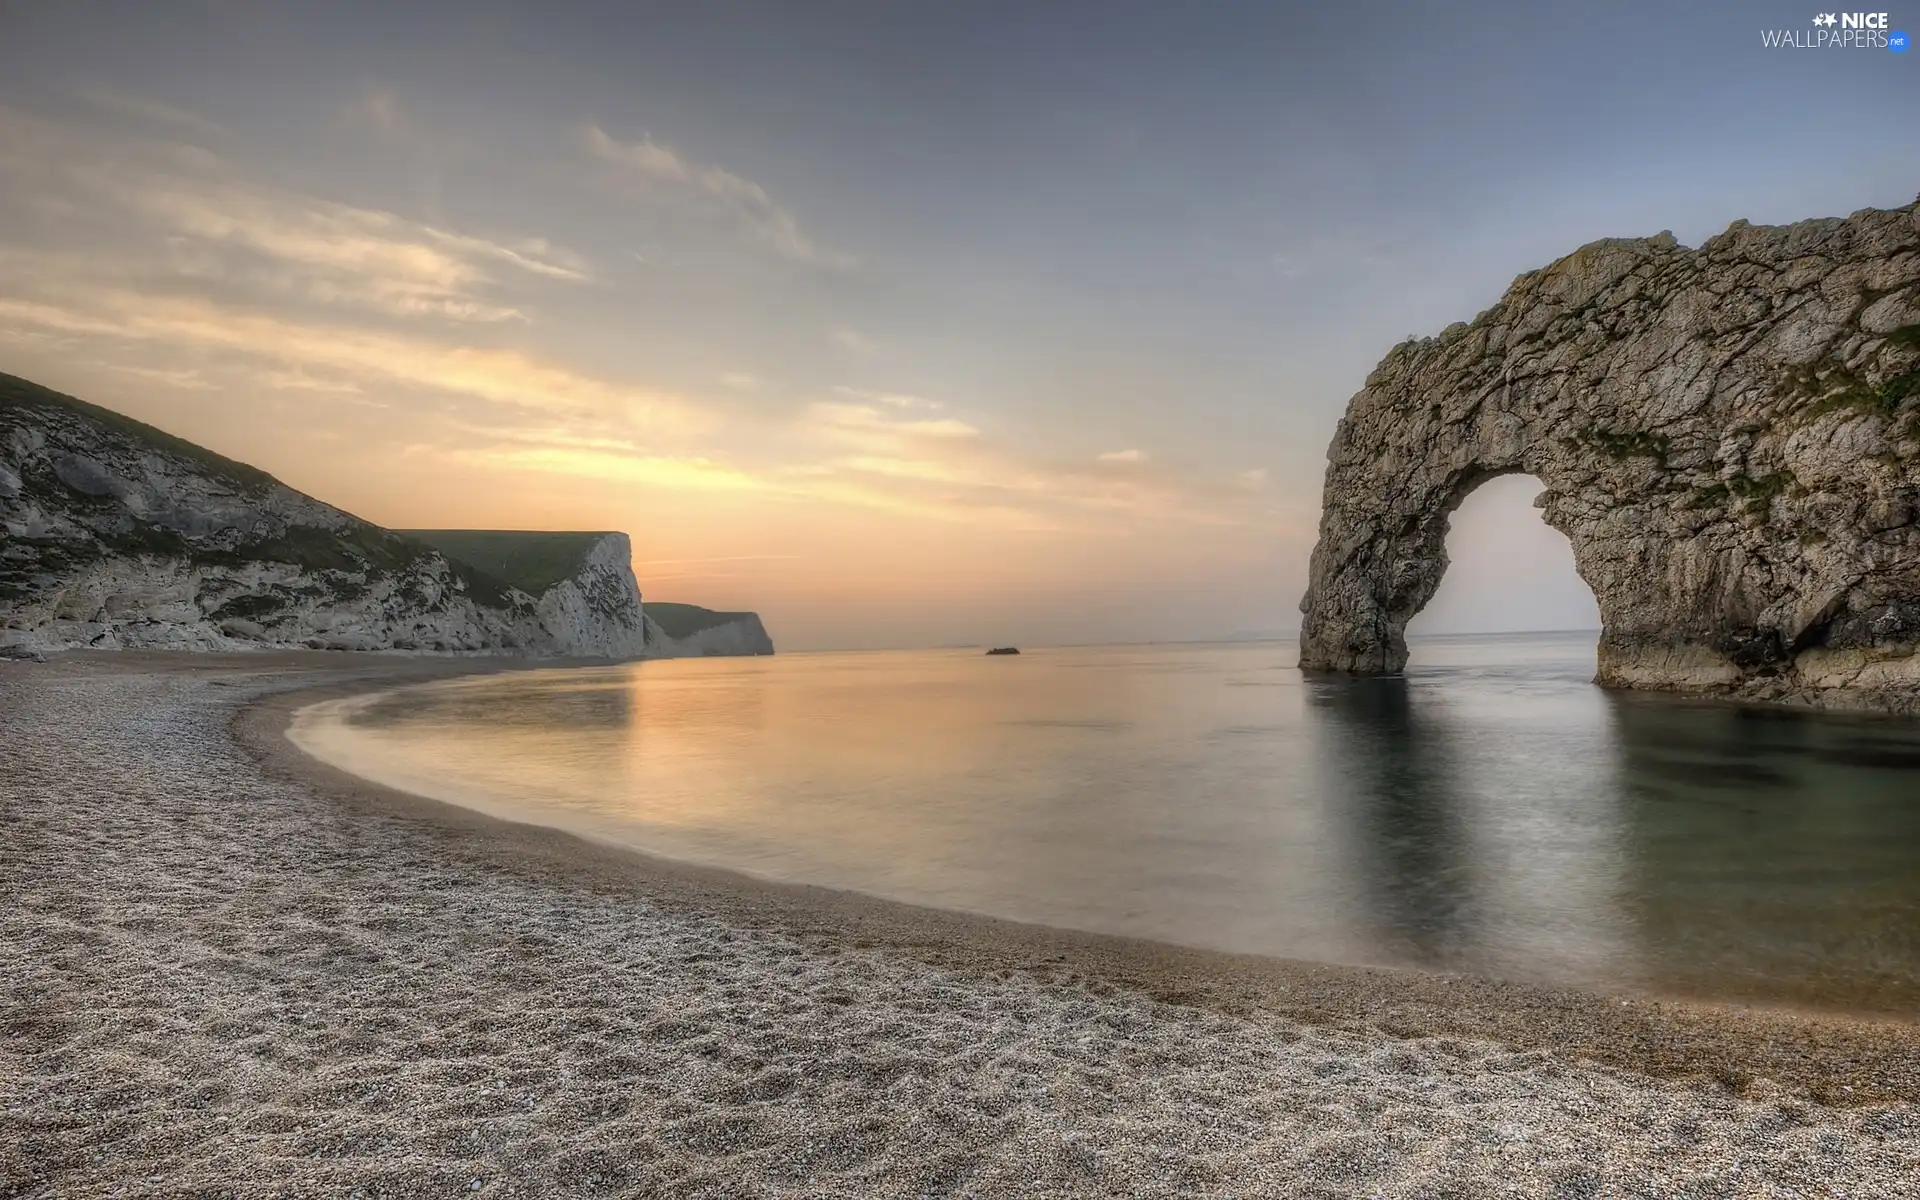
[{"x1": 4, "y1": 654, "x2": 1918, "y2": 1198}]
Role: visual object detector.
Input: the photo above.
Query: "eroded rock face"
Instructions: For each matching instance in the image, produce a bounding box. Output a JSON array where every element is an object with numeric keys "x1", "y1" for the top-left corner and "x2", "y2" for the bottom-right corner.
[
  {"x1": 1, "y1": 374, "x2": 617, "y2": 657},
  {"x1": 1299, "y1": 200, "x2": 1920, "y2": 712},
  {"x1": 534, "y1": 533, "x2": 652, "y2": 659}
]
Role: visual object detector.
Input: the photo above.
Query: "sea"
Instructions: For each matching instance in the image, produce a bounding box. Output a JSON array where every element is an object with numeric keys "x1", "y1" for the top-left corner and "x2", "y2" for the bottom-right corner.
[{"x1": 289, "y1": 632, "x2": 1920, "y2": 1015}]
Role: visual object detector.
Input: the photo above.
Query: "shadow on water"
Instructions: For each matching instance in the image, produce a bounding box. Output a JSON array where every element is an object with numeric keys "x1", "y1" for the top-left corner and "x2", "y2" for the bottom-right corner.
[
  {"x1": 1604, "y1": 693, "x2": 1920, "y2": 1013},
  {"x1": 1306, "y1": 671, "x2": 1920, "y2": 1012},
  {"x1": 1304, "y1": 676, "x2": 1480, "y2": 971}
]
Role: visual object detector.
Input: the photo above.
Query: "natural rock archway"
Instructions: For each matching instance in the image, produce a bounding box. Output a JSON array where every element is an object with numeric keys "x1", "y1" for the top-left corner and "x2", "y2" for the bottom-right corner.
[{"x1": 1299, "y1": 199, "x2": 1920, "y2": 712}]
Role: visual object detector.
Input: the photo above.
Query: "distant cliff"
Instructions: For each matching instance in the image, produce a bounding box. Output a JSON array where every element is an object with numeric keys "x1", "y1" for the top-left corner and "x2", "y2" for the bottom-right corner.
[
  {"x1": 644, "y1": 602, "x2": 775, "y2": 657},
  {"x1": 0, "y1": 372, "x2": 772, "y2": 659},
  {"x1": 404, "y1": 530, "x2": 652, "y2": 659}
]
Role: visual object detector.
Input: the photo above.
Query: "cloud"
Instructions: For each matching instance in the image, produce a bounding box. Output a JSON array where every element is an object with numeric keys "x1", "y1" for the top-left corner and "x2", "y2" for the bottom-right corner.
[
  {"x1": 394, "y1": 386, "x2": 1294, "y2": 537},
  {"x1": 0, "y1": 105, "x2": 1297, "y2": 542},
  {"x1": 0, "y1": 104, "x2": 590, "y2": 326},
  {"x1": 255, "y1": 367, "x2": 366, "y2": 396},
  {"x1": 338, "y1": 84, "x2": 402, "y2": 138},
  {"x1": 586, "y1": 124, "x2": 849, "y2": 267},
  {"x1": 452, "y1": 447, "x2": 772, "y2": 491},
  {"x1": 68, "y1": 86, "x2": 226, "y2": 139},
  {"x1": 832, "y1": 385, "x2": 940, "y2": 410},
  {"x1": 787, "y1": 394, "x2": 1292, "y2": 532},
  {"x1": 123, "y1": 182, "x2": 589, "y2": 321},
  {"x1": 102, "y1": 363, "x2": 220, "y2": 390},
  {"x1": 830, "y1": 327, "x2": 876, "y2": 353},
  {"x1": 0, "y1": 289, "x2": 705, "y2": 434},
  {"x1": 806, "y1": 401, "x2": 978, "y2": 441}
]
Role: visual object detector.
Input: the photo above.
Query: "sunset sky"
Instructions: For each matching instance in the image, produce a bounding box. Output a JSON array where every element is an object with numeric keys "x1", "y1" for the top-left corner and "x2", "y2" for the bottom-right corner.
[{"x1": 1, "y1": 2, "x2": 1913, "y2": 649}]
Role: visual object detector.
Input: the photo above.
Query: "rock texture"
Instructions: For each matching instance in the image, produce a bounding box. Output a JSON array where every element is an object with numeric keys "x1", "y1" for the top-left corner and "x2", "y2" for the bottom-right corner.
[
  {"x1": 643, "y1": 601, "x2": 776, "y2": 658},
  {"x1": 1300, "y1": 199, "x2": 1920, "y2": 712},
  {"x1": 404, "y1": 530, "x2": 653, "y2": 660},
  {"x1": 0, "y1": 374, "x2": 651, "y2": 658}
]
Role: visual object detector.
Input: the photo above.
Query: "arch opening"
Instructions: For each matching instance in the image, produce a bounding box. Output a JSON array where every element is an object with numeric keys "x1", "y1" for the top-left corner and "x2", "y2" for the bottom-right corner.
[{"x1": 1404, "y1": 473, "x2": 1600, "y2": 641}]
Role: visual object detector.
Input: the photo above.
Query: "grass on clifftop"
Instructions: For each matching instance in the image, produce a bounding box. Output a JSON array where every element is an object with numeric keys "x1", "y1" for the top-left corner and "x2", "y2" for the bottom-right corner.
[
  {"x1": 0, "y1": 371, "x2": 282, "y2": 494},
  {"x1": 401, "y1": 530, "x2": 613, "y2": 597},
  {"x1": 645, "y1": 602, "x2": 756, "y2": 640}
]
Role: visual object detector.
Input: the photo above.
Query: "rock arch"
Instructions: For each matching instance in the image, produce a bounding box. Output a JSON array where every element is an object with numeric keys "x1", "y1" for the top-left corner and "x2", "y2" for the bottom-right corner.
[{"x1": 1298, "y1": 200, "x2": 1920, "y2": 712}]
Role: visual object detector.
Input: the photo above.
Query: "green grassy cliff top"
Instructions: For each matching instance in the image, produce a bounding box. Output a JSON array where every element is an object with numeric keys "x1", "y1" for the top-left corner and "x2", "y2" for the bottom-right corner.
[
  {"x1": 1, "y1": 371, "x2": 282, "y2": 494},
  {"x1": 401, "y1": 530, "x2": 615, "y2": 596},
  {"x1": 644, "y1": 602, "x2": 758, "y2": 640}
]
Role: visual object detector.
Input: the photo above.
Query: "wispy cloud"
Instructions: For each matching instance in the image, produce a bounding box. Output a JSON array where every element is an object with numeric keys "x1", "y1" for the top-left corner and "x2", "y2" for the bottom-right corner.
[
  {"x1": 585, "y1": 123, "x2": 850, "y2": 267},
  {"x1": 785, "y1": 394, "x2": 1291, "y2": 531},
  {"x1": 0, "y1": 289, "x2": 705, "y2": 434},
  {"x1": 405, "y1": 386, "x2": 1295, "y2": 536},
  {"x1": 832, "y1": 385, "x2": 940, "y2": 410},
  {"x1": 67, "y1": 85, "x2": 226, "y2": 139},
  {"x1": 806, "y1": 401, "x2": 978, "y2": 442},
  {"x1": 102, "y1": 363, "x2": 221, "y2": 390},
  {"x1": 450, "y1": 447, "x2": 773, "y2": 492},
  {"x1": 0, "y1": 104, "x2": 590, "y2": 326},
  {"x1": 125, "y1": 181, "x2": 589, "y2": 321},
  {"x1": 830, "y1": 327, "x2": 876, "y2": 353},
  {"x1": 0, "y1": 103, "x2": 1294, "y2": 544},
  {"x1": 337, "y1": 84, "x2": 402, "y2": 139},
  {"x1": 256, "y1": 367, "x2": 366, "y2": 395}
]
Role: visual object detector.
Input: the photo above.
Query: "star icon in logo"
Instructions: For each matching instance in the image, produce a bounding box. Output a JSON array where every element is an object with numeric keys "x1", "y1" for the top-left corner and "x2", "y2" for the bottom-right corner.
[{"x1": 1812, "y1": 12, "x2": 1838, "y2": 25}]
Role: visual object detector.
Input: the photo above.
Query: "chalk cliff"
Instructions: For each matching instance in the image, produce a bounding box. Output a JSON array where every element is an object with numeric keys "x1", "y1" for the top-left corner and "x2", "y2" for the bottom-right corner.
[
  {"x1": 403, "y1": 530, "x2": 653, "y2": 660},
  {"x1": 1299, "y1": 198, "x2": 1920, "y2": 712},
  {"x1": 643, "y1": 602, "x2": 775, "y2": 658},
  {"x1": 0, "y1": 373, "x2": 771, "y2": 659}
]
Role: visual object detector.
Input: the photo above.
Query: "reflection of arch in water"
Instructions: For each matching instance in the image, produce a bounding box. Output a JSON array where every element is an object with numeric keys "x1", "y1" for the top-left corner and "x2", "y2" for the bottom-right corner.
[{"x1": 1305, "y1": 676, "x2": 1479, "y2": 969}]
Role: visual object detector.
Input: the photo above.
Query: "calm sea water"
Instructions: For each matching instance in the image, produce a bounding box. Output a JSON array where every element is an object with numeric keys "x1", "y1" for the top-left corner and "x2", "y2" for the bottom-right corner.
[{"x1": 290, "y1": 634, "x2": 1920, "y2": 1014}]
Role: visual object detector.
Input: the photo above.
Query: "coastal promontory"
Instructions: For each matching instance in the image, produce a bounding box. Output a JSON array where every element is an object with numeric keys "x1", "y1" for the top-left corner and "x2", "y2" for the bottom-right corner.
[
  {"x1": 0, "y1": 373, "x2": 771, "y2": 660},
  {"x1": 1299, "y1": 199, "x2": 1920, "y2": 712}
]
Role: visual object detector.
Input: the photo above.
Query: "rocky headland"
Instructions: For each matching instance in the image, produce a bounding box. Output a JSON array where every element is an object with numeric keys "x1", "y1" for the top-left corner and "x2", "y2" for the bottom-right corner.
[
  {"x1": 0, "y1": 372, "x2": 771, "y2": 660},
  {"x1": 641, "y1": 601, "x2": 776, "y2": 658},
  {"x1": 1300, "y1": 198, "x2": 1920, "y2": 712}
]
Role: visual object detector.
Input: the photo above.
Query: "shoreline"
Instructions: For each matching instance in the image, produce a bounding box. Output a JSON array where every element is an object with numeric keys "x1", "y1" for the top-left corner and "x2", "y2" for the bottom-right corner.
[
  {"x1": 236, "y1": 656, "x2": 1920, "y2": 1105},
  {"x1": 7, "y1": 650, "x2": 1920, "y2": 1197}
]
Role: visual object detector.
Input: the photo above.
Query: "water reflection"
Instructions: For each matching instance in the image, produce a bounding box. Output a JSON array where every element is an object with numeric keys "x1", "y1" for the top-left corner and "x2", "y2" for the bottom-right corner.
[
  {"x1": 290, "y1": 639, "x2": 1920, "y2": 1013},
  {"x1": 352, "y1": 672, "x2": 634, "y2": 733},
  {"x1": 1607, "y1": 694, "x2": 1920, "y2": 1012},
  {"x1": 1307, "y1": 677, "x2": 1479, "y2": 968}
]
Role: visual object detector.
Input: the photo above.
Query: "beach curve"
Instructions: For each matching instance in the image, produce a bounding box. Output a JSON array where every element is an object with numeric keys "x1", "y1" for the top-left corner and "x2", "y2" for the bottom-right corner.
[{"x1": 4, "y1": 652, "x2": 1918, "y2": 1197}]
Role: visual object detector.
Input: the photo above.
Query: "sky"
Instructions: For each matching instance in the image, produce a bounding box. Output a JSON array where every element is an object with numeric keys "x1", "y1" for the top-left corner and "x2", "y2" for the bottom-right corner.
[{"x1": 0, "y1": 2, "x2": 1913, "y2": 650}]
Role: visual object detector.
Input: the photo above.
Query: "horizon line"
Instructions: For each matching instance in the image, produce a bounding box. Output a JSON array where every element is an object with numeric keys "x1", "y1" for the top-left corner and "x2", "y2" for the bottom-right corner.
[{"x1": 776, "y1": 628, "x2": 1605, "y2": 654}]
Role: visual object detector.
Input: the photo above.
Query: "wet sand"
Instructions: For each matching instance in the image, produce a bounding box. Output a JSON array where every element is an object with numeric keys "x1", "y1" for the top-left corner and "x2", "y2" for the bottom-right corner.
[{"x1": 3, "y1": 652, "x2": 1918, "y2": 1197}]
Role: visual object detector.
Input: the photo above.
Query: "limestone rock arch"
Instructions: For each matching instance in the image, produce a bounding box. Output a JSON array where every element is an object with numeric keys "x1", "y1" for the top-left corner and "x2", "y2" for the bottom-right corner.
[{"x1": 1298, "y1": 200, "x2": 1920, "y2": 712}]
